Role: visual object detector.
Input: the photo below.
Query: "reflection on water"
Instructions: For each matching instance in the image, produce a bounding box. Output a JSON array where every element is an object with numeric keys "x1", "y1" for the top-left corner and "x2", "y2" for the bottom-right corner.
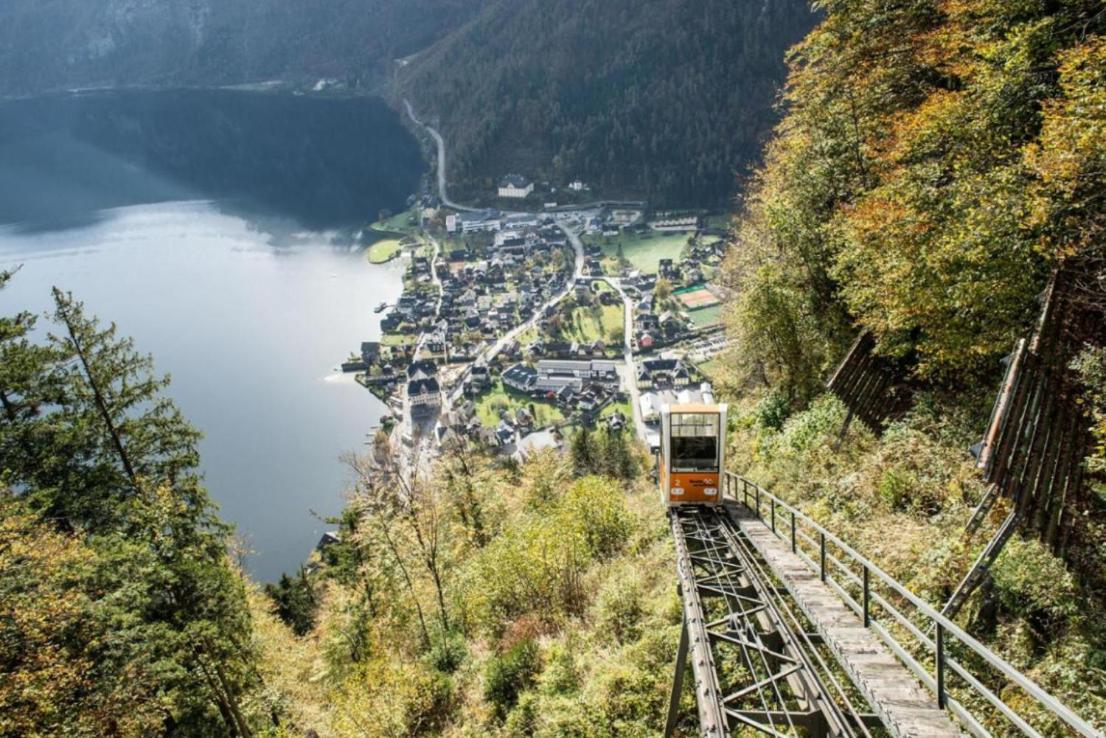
[
  {"x1": 0, "y1": 90, "x2": 425, "y2": 232},
  {"x1": 0, "y1": 204, "x2": 407, "y2": 581},
  {"x1": 0, "y1": 89, "x2": 424, "y2": 579}
]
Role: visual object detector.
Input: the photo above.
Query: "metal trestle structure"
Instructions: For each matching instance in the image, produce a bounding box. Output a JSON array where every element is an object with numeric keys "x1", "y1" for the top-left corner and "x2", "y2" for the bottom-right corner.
[{"x1": 666, "y1": 506, "x2": 876, "y2": 738}]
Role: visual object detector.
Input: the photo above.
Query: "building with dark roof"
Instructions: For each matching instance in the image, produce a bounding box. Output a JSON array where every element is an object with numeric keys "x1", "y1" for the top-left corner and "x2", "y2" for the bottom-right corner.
[
  {"x1": 498, "y1": 175, "x2": 534, "y2": 199},
  {"x1": 408, "y1": 377, "x2": 441, "y2": 413}
]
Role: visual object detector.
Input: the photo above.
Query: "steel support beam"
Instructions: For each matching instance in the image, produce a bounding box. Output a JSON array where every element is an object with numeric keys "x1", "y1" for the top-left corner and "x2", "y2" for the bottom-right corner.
[{"x1": 668, "y1": 508, "x2": 863, "y2": 738}]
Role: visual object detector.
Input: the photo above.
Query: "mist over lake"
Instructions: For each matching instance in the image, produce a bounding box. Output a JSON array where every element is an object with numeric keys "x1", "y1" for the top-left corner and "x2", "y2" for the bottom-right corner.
[{"x1": 0, "y1": 90, "x2": 425, "y2": 580}]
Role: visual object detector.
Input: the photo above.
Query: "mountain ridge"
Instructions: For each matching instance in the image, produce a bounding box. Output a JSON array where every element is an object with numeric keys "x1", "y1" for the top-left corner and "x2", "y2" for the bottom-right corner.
[
  {"x1": 399, "y1": 0, "x2": 817, "y2": 207},
  {"x1": 0, "y1": 0, "x2": 485, "y2": 96}
]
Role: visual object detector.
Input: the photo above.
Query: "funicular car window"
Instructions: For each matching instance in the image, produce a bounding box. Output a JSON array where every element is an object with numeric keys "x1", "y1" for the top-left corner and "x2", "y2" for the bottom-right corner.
[{"x1": 670, "y1": 412, "x2": 719, "y2": 472}]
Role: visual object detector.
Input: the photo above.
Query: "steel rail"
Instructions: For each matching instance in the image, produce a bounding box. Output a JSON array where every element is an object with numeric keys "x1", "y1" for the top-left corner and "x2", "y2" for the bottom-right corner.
[
  {"x1": 686, "y1": 512, "x2": 792, "y2": 736},
  {"x1": 715, "y1": 509, "x2": 877, "y2": 738},
  {"x1": 671, "y1": 511, "x2": 729, "y2": 736},
  {"x1": 725, "y1": 472, "x2": 1104, "y2": 738},
  {"x1": 669, "y1": 507, "x2": 878, "y2": 738},
  {"x1": 700, "y1": 520, "x2": 796, "y2": 737}
]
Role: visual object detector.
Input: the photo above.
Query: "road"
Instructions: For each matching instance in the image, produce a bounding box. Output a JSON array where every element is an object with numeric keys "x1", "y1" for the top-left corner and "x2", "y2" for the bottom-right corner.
[
  {"x1": 558, "y1": 226, "x2": 647, "y2": 441},
  {"x1": 414, "y1": 232, "x2": 444, "y2": 356},
  {"x1": 616, "y1": 284, "x2": 647, "y2": 442},
  {"x1": 599, "y1": 275, "x2": 647, "y2": 442},
  {"x1": 404, "y1": 100, "x2": 477, "y2": 213}
]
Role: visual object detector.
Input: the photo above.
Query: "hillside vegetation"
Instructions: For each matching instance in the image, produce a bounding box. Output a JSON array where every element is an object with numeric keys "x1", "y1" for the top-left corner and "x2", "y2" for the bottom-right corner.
[
  {"x1": 716, "y1": 0, "x2": 1106, "y2": 729},
  {"x1": 400, "y1": 0, "x2": 816, "y2": 207},
  {"x1": 0, "y1": 275, "x2": 681, "y2": 736},
  {"x1": 254, "y1": 437, "x2": 685, "y2": 737}
]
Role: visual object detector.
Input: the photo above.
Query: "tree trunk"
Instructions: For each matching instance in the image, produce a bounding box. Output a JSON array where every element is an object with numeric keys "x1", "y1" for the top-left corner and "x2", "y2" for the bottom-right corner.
[
  {"x1": 378, "y1": 520, "x2": 431, "y2": 647},
  {"x1": 54, "y1": 293, "x2": 139, "y2": 487}
]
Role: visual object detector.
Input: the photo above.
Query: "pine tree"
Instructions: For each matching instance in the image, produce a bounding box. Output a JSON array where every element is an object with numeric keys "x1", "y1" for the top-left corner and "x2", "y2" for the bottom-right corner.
[
  {"x1": 1, "y1": 281, "x2": 263, "y2": 736},
  {"x1": 570, "y1": 427, "x2": 595, "y2": 476},
  {"x1": 265, "y1": 567, "x2": 319, "y2": 636}
]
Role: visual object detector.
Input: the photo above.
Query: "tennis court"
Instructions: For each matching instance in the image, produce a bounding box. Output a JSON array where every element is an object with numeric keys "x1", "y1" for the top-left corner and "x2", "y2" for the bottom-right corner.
[{"x1": 675, "y1": 285, "x2": 720, "y2": 310}]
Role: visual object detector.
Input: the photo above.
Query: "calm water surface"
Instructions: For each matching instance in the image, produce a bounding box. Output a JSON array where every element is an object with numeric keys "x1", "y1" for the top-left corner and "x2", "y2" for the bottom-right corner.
[{"x1": 0, "y1": 91, "x2": 422, "y2": 580}]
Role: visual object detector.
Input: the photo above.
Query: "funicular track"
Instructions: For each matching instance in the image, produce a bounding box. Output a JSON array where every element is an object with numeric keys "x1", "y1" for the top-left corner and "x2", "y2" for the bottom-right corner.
[
  {"x1": 666, "y1": 505, "x2": 881, "y2": 738},
  {"x1": 666, "y1": 479, "x2": 1105, "y2": 738}
]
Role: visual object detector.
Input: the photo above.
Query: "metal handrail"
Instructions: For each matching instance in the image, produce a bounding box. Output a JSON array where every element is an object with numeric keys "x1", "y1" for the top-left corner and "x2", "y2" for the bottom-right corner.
[{"x1": 724, "y1": 471, "x2": 1103, "y2": 738}]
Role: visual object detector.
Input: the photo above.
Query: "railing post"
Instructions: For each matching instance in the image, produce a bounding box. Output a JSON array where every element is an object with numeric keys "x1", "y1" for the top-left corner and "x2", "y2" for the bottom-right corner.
[
  {"x1": 936, "y1": 622, "x2": 947, "y2": 709},
  {"x1": 863, "y1": 566, "x2": 870, "y2": 627},
  {"x1": 819, "y1": 532, "x2": 826, "y2": 582},
  {"x1": 790, "y1": 512, "x2": 796, "y2": 554},
  {"x1": 755, "y1": 485, "x2": 761, "y2": 518},
  {"x1": 770, "y1": 498, "x2": 776, "y2": 534}
]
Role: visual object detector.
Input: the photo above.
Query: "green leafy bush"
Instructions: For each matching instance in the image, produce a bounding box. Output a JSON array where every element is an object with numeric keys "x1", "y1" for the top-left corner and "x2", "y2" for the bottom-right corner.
[
  {"x1": 779, "y1": 394, "x2": 847, "y2": 452},
  {"x1": 428, "y1": 628, "x2": 468, "y2": 674},
  {"x1": 558, "y1": 477, "x2": 633, "y2": 559},
  {"x1": 754, "y1": 390, "x2": 792, "y2": 431},
  {"x1": 485, "y1": 639, "x2": 542, "y2": 717},
  {"x1": 594, "y1": 565, "x2": 645, "y2": 645},
  {"x1": 539, "y1": 642, "x2": 580, "y2": 696},
  {"x1": 991, "y1": 537, "x2": 1080, "y2": 632}
]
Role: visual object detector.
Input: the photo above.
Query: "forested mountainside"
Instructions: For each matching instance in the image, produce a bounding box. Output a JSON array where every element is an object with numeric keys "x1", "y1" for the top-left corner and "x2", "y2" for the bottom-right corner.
[
  {"x1": 723, "y1": 0, "x2": 1106, "y2": 393},
  {"x1": 716, "y1": 0, "x2": 1106, "y2": 726},
  {"x1": 0, "y1": 0, "x2": 483, "y2": 96},
  {"x1": 1, "y1": 0, "x2": 816, "y2": 208},
  {"x1": 400, "y1": 0, "x2": 816, "y2": 207}
]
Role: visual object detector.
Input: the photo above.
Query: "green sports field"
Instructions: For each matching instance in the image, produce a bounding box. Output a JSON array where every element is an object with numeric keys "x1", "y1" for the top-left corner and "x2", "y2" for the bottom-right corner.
[{"x1": 588, "y1": 231, "x2": 691, "y2": 274}]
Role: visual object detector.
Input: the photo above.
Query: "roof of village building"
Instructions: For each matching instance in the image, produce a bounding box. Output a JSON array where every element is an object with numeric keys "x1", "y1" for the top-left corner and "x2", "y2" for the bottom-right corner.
[
  {"x1": 407, "y1": 359, "x2": 439, "y2": 378},
  {"x1": 500, "y1": 174, "x2": 532, "y2": 188},
  {"x1": 407, "y1": 377, "x2": 440, "y2": 395},
  {"x1": 536, "y1": 359, "x2": 618, "y2": 374},
  {"x1": 502, "y1": 364, "x2": 537, "y2": 389}
]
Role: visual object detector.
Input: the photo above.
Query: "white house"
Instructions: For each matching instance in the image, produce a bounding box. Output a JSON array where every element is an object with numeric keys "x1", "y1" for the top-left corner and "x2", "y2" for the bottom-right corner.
[
  {"x1": 458, "y1": 209, "x2": 503, "y2": 233},
  {"x1": 648, "y1": 216, "x2": 700, "y2": 232},
  {"x1": 446, "y1": 214, "x2": 458, "y2": 233},
  {"x1": 536, "y1": 360, "x2": 617, "y2": 381},
  {"x1": 498, "y1": 174, "x2": 534, "y2": 199},
  {"x1": 568, "y1": 180, "x2": 588, "y2": 192}
]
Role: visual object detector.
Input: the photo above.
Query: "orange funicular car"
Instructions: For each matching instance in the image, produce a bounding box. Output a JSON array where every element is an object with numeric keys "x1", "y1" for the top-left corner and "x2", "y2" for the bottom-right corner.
[{"x1": 659, "y1": 403, "x2": 728, "y2": 506}]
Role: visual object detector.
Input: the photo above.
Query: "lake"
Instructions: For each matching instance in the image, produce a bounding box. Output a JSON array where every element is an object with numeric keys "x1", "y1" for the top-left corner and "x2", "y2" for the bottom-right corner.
[{"x1": 0, "y1": 90, "x2": 425, "y2": 580}]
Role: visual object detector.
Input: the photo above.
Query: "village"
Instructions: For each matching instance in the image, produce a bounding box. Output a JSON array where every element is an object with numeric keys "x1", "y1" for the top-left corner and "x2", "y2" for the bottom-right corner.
[{"x1": 342, "y1": 171, "x2": 732, "y2": 460}]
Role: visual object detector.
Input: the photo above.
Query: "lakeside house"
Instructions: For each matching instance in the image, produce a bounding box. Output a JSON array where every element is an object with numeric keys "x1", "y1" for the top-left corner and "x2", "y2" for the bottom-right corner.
[{"x1": 408, "y1": 377, "x2": 442, "y2": 414}]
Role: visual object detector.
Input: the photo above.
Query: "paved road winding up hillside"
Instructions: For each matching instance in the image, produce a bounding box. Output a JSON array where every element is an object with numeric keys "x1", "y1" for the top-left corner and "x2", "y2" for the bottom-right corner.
[{"x1": 404, "y1": 100, "x2": 476, "y2": 213}]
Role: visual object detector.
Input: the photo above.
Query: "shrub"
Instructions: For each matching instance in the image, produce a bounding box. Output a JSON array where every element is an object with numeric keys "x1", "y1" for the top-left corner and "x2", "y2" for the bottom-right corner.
[
  {"x1": 991, "y1": 537, "x2": 1080, "y2": 634},
  {"x1": 558, "y1": 477, "x2": 632, "y2": 559},
  {"x1": 878, "y1": 468, "x2": 916, "y2": 511},
  {"x1": 754, "y1": 390, "x2": 792, "y2": 431},
  {"x1": 594, "y1": 566, "x2": 645, "y2": 644},
  {"x1": 779, "y1": 394, "x2": 846, "y2": 452},
  {"x1": 329, "y1": 660, "x2": 456, "y2": 737},
  {"x1": 485, "y1": 639, "x2": 542, "y2": 717},
  {"x1": 428, "y1": 628, "x2": 468, "y2": 674},
  {"x1": 539, "y1": 642, "x2": 580, "y2": 696}
]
